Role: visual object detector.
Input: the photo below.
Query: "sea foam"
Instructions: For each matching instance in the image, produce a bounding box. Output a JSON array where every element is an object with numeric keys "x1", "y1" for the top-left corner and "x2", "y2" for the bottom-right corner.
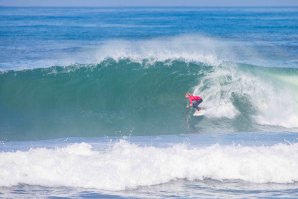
[
  {"x1": 193, "y1": 63, "x2": 298, "y2": 128},
  {"x1": 1, "y1": 141, "x2": 298, "y2": 190}
]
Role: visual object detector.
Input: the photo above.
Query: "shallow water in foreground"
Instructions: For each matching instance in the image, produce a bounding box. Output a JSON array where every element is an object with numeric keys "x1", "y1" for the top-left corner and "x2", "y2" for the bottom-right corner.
[{"x1": 1, "y1": 132, "x2": 298, "y2": 198}]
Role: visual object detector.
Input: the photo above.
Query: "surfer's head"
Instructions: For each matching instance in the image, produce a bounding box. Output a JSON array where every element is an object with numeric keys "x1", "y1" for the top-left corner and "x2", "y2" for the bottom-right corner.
[{"x1": 185, "y1": 92, "x2": 191, "y2": 98}]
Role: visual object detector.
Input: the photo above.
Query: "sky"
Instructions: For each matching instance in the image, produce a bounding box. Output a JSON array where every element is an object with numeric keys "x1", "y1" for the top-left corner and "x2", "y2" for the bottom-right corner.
[{"x1": 0, "y1": 0, "x2": 298, "y2": 7}]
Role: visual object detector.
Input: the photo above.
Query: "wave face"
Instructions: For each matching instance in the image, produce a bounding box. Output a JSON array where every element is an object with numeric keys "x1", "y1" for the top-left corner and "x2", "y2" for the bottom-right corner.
[
  {"x1": 0, "y1": 60, "x2": 203, "y2": 140},
  {"x1": 1, "y1": 57, "x2": 298, "y2": 140},
  {"x1": 1, "y1": 140, "x2": 298, "y2": 190}
]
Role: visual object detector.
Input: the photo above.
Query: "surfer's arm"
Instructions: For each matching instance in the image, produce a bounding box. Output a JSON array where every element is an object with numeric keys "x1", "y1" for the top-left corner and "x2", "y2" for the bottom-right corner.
[
  {"x1": 186, "y1": 98, "x2": 193, "y2": 108},
  {"x1": 189, "y1": 98, "x2": 193, "y2": 106}
]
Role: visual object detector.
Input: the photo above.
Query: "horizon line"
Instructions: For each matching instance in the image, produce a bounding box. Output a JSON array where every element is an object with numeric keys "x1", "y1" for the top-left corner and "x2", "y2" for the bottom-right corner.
[{"x1": 1, "y1": 5, "x2": 297, "y2": 8}]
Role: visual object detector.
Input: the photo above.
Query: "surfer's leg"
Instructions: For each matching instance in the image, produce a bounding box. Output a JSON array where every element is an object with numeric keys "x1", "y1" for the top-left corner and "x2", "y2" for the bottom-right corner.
[
  {"x1": 194, "y1": 99, "x2": 203, "y2": 111},
  {"x1": 193, "y1": 101, "x2": 200, "y2": 110}
]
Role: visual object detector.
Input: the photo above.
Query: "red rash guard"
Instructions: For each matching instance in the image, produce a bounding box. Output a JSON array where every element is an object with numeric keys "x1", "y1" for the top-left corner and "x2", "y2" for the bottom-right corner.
[{"x1": 187, "y1": 95, "x2": 202, "y2": 105}]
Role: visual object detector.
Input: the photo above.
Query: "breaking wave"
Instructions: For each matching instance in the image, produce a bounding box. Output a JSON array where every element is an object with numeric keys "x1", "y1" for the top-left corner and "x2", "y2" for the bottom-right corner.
[
  {"x1": 1, "y1": 141, "x2": 298, "y2": 190},
  {"x1": 0, "y1": 35, "x2": 297, "y2": 140}
]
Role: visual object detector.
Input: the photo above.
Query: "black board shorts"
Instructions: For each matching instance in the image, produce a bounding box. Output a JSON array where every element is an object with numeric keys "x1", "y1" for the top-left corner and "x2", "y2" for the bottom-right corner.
[{"x1": 192, "y1": 99, "x2": 203, "y2": 108}]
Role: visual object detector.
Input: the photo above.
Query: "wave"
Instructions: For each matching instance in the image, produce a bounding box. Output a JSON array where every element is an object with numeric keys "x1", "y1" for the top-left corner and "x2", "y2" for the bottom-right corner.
[
  {"x1": 0, "y1": 59, "x2": 297, "y2": 141},
  {"x1": 1, "y1": 141, "x2": 298, "y2": 190},
  {"x1": 0, "y1": 35, "x2": 297, "y2": 140}
]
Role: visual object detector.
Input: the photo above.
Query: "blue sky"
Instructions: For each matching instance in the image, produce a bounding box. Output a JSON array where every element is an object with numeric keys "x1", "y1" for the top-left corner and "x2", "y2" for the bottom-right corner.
[{"x1": 0, "y1": 0, "x2": 297, "y2": 7}]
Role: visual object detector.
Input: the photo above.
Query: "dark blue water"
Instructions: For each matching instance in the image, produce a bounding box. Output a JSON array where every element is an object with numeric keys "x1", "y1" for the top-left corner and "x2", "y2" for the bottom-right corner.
[
  {"x1": 0, "y1": 7, "x2": 297, "y2": 69},
  {"x1": 0, "y1": 7, "x2": 298, "y2": 198}
]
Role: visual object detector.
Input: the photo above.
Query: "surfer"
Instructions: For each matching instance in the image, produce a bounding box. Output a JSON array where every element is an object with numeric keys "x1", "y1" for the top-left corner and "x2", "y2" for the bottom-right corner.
[{"x1": 185, "y1": 92, "x2": 203, "y2": 111}]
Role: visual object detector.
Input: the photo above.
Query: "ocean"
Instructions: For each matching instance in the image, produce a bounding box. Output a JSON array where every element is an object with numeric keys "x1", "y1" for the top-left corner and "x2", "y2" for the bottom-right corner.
[{"x1": 0, "y1": 7, "x2": 298, "y2": 198}]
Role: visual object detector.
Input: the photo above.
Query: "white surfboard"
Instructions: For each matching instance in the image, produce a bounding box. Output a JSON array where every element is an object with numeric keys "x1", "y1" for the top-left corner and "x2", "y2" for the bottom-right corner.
[{"x1": 193, "y1": 109, "x2": 206, "y2": 117}]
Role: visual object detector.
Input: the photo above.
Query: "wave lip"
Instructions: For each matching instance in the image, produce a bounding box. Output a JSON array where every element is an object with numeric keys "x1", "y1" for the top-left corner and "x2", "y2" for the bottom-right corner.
[
  {"x1": 94, "y1": 35, "x2": 231, "y2": 66},
  {"x1": 1, "y1": 141, "x2": 298, "y2": 190}
]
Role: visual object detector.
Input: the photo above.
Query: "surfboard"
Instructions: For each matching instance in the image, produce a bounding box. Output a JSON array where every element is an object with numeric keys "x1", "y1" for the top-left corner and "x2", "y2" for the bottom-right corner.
[{"x1": 193, "y1": 109, "x2": 206, "y2": 117}]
